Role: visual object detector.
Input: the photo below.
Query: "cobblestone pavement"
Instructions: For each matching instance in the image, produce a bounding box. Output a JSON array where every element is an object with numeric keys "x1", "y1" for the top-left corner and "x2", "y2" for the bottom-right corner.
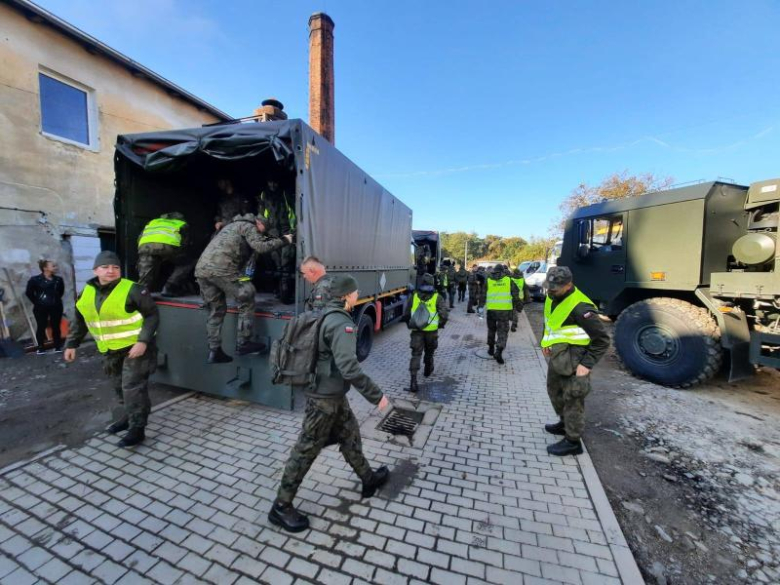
[{"x1": 0, "y1": 303, "x2": 642, "y2": 585}]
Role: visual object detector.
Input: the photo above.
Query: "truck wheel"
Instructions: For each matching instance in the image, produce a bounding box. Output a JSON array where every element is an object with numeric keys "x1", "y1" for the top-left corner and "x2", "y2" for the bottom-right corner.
[
  {"x1": 614, "y1": 298, "x2": 722, "y2": 388},
  {"x1": 356, "y1": 313, "x2": 374, "y2": 362}
]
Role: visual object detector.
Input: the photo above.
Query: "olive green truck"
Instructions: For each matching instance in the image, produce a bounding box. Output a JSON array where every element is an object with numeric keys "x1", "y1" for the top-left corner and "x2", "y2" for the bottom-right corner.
[{"x1": 560, "y1": 178, "x2": 780, "y2": 387}]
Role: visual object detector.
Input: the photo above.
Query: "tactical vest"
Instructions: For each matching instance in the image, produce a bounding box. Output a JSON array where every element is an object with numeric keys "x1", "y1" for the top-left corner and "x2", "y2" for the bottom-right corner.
[
  {"x1": 138, "y1": 218, "x2": 185, "y2": 247},
  {"x1": 486, "y1": 277, "x2": 513, "y2": 310},
  {"x1": 76, "y1": 279, "x2": 143, "y2": 353},
  {"x1": 411, "y1": 293, "x2": 439, "y2": 331},
  {"x1": 541, "y1": 287, "x2": 596, "y2": 348}
]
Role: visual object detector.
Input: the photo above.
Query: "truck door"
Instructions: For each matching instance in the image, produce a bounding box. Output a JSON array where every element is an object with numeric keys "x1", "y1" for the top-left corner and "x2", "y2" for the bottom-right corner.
[{"x1": 573, "y1": 213, "x2": 627, "y2": 301}]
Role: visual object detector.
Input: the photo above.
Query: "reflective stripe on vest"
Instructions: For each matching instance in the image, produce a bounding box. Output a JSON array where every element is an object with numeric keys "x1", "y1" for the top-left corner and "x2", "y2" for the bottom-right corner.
[
  {"x1": 411, "y1": 293, "x2": 439, "y2": 331},
  {"x1": 138, "y1": 218, "x2": 185, "y2": 247},
  {"x1": 76, "y1": 279, "x2": 143, "y2": 353},
  {"x1": 486, "y1": 277, "x2": 513, "y2": 310},
  {"x1": 541, "y1": 287, "x2": 595, "y2": 348}
]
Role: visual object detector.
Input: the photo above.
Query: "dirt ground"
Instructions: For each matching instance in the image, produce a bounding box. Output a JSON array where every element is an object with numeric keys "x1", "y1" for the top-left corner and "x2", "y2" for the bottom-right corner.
[
  {"x1": 0, "y1": 343, "x2": 184, "y2": 469},
  {"x1": 525, "y1": 303, "x2": 780, "y2": 585}
]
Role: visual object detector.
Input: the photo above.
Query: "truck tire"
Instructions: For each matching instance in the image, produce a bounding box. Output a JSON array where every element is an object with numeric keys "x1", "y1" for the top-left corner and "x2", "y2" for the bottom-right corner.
[
  {"x1": 614, "y1": 297, "x2": 722, "y2": 388},
  {"x1": 355, "y1": 313, "x2": 373, "y2": 363}
]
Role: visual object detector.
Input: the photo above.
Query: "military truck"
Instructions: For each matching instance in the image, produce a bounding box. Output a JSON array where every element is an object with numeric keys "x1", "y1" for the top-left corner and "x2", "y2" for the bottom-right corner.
[
  {"x1": 114, "y1": 119, "x2": 413, "y2": 408},
  {"x1": 560, "y1": 179, "x2": 780, "y2": 387}
]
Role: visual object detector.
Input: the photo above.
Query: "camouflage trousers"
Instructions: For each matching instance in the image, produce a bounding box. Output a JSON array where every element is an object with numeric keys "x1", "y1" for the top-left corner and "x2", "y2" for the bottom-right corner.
[
  {"x1": 457, "y1": 283, "x2": 467, "y2": 302},
  {"x1": 467, "y1": 284, "x2": 478, "y2": 312},
  {"x1": 486, "y1": 310, "x2": 511, "y2": 349},
  {"x1": 446, "y1": 285, "x2": 455, "y2": 308},
  {"x1": 104, "y1": 347, "x2": 156, "y2": 429},
  {"x1": 137, "y1": 243, "x2": 195, "y2": 292},
  {"x1": 197, "y1": 276, "x2": 256, "y2": 350},
  {"x1": 546, "y1": 345, "x2": 592, "y2": 441},
  {"x1": 409, "y1": 330, "x2": 438, "y2": 373},
  {"x1": 511, "y1": 309, "x2": 519, "y2": 328},
  {"x1": 277, "y1": 396, "x2": 372, "y2": 504}
]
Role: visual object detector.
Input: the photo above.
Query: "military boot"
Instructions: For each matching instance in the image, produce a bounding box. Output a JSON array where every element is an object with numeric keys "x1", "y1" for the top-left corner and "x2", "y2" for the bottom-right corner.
[
  {"x1": 547, "y1": 438, "x2": 583, "y2": 457},
  {"x1": 106, "y1": 417, "x2": 129, "y2": 434},
  {"x1": 117, "y1": 427, "x2": 145, "y2": 448},
  {"x1": 268, "y1": 500, "x2": 310, "y2": 533},
  {"x1": 410, "y1": 374, "x2": 419, "y2": 393},
  {"x1": 236, "y1": 340, "x2": 266, "y2": 356},
  {"x1": 495, "y1": 348, "x2": 505, "y2": 365},
  {"x1": 511, "y1": 324, "x2": 517, "y2": 332},
  {"x1": 487, "y1": 344, "x2": 495, "y2": 356},
  {"x1": 423, "y1": 360, "x2": 434, "y2": 377},
  {"x1": 544, "y1": 420, "x2": 566, "y2": 435},
  {"x1": 361, "y1": 466, "x2": 390, "y2": 498},
  {"x1": 207, "y1": 347, "x2": 233, "y2": 364}
]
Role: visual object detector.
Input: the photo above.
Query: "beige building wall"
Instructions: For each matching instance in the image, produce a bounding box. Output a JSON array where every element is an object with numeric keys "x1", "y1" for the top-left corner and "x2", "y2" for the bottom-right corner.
[{"x1": 0, "y1": 3, "x2": 223, "y2": 341}]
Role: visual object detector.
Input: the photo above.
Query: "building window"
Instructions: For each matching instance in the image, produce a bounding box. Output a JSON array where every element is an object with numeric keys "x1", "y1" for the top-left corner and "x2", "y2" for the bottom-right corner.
[{"x1": 38, "y1": 71, "x2": 97, "y2": 148}]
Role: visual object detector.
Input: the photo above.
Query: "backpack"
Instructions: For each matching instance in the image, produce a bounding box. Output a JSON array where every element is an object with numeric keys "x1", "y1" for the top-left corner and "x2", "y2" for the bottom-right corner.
[
  {"x1": 408, "y1": 300, "x2": 437, "y2": 331},
  {"x1": 269, "y1": 308, "x2": 340, "y2": 386}
]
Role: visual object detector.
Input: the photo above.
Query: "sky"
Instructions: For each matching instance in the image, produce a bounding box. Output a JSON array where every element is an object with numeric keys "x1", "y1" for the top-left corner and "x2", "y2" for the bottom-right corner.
[{"x1": 35, "y1": 0, "x2": 780, "y2": 239}]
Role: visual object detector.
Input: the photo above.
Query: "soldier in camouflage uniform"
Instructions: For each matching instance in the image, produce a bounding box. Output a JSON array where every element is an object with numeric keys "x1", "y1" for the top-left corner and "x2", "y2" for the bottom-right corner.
[
  {"x1": 509, "y1": 267, "x2": 530, "y2": 332},
  {"x1": 257, "y1": 178, "x2": 297, "y2": 303},
  {"x1": 478, "y1": 264, "x2": 521, "y2": 364},
  {"x1": 542, "y1": 267, "x2": 610, "y2": 456},
  {"x1": 269, "y1": 275, "x2": 392, "y2": 533},
  {"x1": 64, "y1": 251, "x2": 159, "y2": 448},
  {"x1": 454, "y1": 265, "x2": 469, "y2": 303},
  {"x1": 445, "y1": 263, "x2": 456, "y2": 308},
  {"x1": 300, "y1": 256, "x2": 333, "y2": 311},
  {"x1": 136, "y1": 212, "x2": 195, "y2": 296},
  {"x1": 466, "y1": 264, "x2": 480, "y2": 313},
  {"x1": 195, "y1": 214, "x2": 293, "y2": 363},
  {"x1": 402, "y1": 273, "x2": 448, "y2": 392},
  {"x1": 214, "y1": 179, "x2": 249, "y2": 231}
]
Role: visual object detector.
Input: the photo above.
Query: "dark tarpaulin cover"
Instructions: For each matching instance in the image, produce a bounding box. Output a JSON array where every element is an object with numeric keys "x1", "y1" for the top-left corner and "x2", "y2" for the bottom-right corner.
[{"x1": 115, "y1": 119, "x2": 413, "y2": 273}]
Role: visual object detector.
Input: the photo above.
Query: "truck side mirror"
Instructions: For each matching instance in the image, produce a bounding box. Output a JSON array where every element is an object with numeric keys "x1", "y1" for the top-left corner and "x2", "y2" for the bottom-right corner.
[{"x1": 577, "y1": 244, "x2": 590, "y2": 260}]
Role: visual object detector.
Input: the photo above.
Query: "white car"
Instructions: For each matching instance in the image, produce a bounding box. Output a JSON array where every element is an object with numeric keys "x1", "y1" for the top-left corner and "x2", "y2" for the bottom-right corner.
[{"x1": 524, "y1": 261, "x2": 549, "y2": 301}]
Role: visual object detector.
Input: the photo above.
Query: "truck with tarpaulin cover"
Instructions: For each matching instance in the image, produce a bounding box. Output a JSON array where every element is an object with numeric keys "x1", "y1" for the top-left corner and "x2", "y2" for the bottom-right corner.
[
  {"x1": 114, "y1": 119, "x2": 413, "y2": 409},
  {"x1": 559, "y1": 179, "x2": 780, "y2": 388}
]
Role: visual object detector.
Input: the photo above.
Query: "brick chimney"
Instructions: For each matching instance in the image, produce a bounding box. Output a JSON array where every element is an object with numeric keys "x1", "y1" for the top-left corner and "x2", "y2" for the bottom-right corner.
[
  {"x1": 253, "y1": 98, "x2": 288, "y2": 122},
  {"x1": 308, "y1": 12, "x2": 335, "y2": 144}
]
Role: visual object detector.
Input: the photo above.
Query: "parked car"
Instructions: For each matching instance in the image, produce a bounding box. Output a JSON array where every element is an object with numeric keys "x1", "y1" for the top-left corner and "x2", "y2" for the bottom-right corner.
[{"x1": 525, "y1": 261, "x2": 549, "y2": 301}]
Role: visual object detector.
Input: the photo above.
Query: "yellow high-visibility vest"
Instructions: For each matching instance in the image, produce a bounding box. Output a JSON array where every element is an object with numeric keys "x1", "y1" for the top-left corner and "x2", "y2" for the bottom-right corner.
[
  {"x1": 76, "y1": 279, "x2": 143, "y2": 353},
  {"x1": 411, "y1": 293, "x2": 439, "y2": 331},
  {"x1": 486, "y1": 277, "x2": 512, "y2": 310},
  {"x1": 541, "y1": 287, "x2": 595, "y2": 348},
  {"x1": 138, "y1": 218, "x2": 185, "y2": 247}
]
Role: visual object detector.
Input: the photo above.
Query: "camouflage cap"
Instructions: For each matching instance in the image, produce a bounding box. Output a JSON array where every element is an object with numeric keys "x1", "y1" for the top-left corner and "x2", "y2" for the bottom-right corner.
[
  {"x1": 546, "y1": 266, "x2": 573, "y2": 289},
  {"x1": 419, "y1": 273, "x2": 435, "y2": 292},
  {"x1": 330, "y1": 274, "x2": 359, "y2": 297}
]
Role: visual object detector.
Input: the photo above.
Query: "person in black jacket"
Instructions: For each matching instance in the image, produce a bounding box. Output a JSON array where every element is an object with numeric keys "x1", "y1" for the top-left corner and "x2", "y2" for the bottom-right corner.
[{"x1": 25, "y1": 259, "x2": 65, "y2": 354}]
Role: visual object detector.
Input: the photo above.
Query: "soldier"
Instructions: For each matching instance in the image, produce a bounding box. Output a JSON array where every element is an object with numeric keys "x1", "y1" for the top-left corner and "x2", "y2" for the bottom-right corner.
[
  {"x1": 542, "y1": 267, "x2": 610, "y2": 456},
  {"x1": 136, "y1": 212, "x2": 195, "y2": 296},
  {"x1": 214, "y1": 178, "x2": 248, "y2": 231},
  {"x1": 509, "y1": 267, "x2": 529, "y2": 332},
  {"x1": 466, "y1": 264, "x2": 479, "y2": 313},
  {"x1": 300, "y1": 256, "x2": 333, "y2": 311},
  {"x1": 403, "y1": 273, "x2": 448, "y2": 392},
  {"x1": 64, "y1": 251, "x2": 158, "y2": 447},
  {"x1": 454, "y1": 264, "x2": 469, "y2": 303},
  {"x1": 257, "y1": 178, "x2": 297, "y2": 303},
  {"x1": 195, "y1": 213, "x2": 293, "y2": 363},
  {"x1": 478, "y1": 264, "x2": 521, "y2": 364},
  {"x1": 269, "y1": 275, "x2": 392, "y2": 532},
  {"x1": 445, "y1": 263, "x2": 456, "y2": 308}
]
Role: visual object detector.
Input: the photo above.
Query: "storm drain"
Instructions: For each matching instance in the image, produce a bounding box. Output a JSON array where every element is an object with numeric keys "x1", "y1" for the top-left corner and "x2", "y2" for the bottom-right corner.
[{"x1": 378, "y1": 408, "x2": 424, "y2": 438}]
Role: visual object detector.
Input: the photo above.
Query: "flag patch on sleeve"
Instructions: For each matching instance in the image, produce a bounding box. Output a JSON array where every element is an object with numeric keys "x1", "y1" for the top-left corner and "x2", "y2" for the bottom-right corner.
[{"x1": 345, "y1": 326, "x2": 355, "y2": 333}]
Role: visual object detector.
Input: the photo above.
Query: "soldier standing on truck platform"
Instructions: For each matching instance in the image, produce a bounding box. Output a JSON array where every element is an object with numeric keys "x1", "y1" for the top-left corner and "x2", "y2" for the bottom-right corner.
[
  {"x1": 269, "y1": 275, "x2": 392, "y2": 533},
  {"x1": 403, "y1": 273, "x2": 448, "y2": 393},
  {"x1": 257, "y1": 178, "x2": 297, "y2": 303},
  {"x1": 541, "y1": 267, "x2": 610, "y2": 457},
  {"x1": 64, "y1": 251, "x2": 158, "y2": 448},
  {"x1": 214, "y1": 179, "x2": 249, "y2": 232},
  {"x1": 136, "y1": 212, "x2": 195, "y2": 297},
  {"x1": 455, "y1": 264, "x2": 468, "y2": 303},
  {"x1": 466, "y1": 264, "x2": 479, "y2": 313},
  {"x1": 509, "y1": 266, "x2": 529, "y2": 333},
  {"x1": 478, "y1": 264, "x2": 521, "y2": 364},
  {"x1": 300, "y1": 256, "x2": 333, "y2": 311},
  {"x1": 195, "y1": 213, "x2": 293, "y2": 363}
]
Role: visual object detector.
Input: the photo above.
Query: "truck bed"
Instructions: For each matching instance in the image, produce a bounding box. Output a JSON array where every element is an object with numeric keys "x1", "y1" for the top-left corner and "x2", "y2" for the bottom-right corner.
[{"x1": 152, "y1": 291, "x2": 297, "y2": 318}]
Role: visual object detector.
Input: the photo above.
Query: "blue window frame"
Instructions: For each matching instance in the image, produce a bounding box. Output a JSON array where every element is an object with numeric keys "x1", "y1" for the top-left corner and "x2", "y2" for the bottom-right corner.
[{"x1": 39, "y1": 72, "x2": 91, "y2": 146}]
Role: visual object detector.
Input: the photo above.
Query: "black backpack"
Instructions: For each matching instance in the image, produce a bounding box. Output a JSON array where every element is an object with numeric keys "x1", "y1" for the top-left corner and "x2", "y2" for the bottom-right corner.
[{"x1": 269, "y1": 308, "x2": 340, "y2": 386}]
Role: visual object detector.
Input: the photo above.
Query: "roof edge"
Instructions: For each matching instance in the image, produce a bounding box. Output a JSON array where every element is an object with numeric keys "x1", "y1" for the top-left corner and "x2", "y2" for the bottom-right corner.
[{"x1": 5, "y1": 0, "x2": 232, "y2": 121}]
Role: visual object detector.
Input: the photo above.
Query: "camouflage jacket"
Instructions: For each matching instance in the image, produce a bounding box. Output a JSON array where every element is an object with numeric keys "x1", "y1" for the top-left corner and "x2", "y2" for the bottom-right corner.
[
  {"x1": 305, "y1": 274, "x2": 334, "y2": 311},
  {"x1": 195, "y1": 217, "x2": 287, "y2": 280},
  {"x1": 454, "y1": 268, "x2": 469, "y2": 285}
]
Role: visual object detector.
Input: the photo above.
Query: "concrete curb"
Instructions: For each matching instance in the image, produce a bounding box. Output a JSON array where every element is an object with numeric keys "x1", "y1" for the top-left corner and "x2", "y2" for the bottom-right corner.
[{"x1": 521, "y1": 310, "x2": 645, "y2": 585}]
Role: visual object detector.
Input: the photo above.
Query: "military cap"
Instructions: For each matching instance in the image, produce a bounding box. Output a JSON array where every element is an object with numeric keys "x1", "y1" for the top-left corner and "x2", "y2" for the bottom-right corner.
[
  {"x1": 546, "y1": 266, "x2": 573, "y2": 289},
  {"x1": 419, "y1": 273, "x2": 435, "y2": 292},
  {"x1": 491, "y1": 264, "x2": 504, "y2": 274},
  {"x1": 330, "y1": 274, "x2": 359, "y2": 297},
  {"x1": 93, "y1": 250, "x2": 121, "y2": 269}
]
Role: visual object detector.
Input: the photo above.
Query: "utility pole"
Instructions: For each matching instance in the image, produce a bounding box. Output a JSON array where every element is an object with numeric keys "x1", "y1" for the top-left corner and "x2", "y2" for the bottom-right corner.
[{"x1": 464, "y1": 240, "x2": 468, "y2": 268}]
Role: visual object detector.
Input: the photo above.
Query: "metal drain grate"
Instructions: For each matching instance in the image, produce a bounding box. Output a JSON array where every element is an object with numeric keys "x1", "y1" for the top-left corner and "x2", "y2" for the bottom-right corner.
[{"x1": 378, "y1": 408, "x2": 424, "y2": 437}]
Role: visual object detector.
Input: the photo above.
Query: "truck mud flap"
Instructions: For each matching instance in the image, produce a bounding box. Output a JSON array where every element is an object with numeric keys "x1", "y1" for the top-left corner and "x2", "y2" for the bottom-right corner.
[{"x1": 695, "y1": 288, "x2": 753, "y2": 382}]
